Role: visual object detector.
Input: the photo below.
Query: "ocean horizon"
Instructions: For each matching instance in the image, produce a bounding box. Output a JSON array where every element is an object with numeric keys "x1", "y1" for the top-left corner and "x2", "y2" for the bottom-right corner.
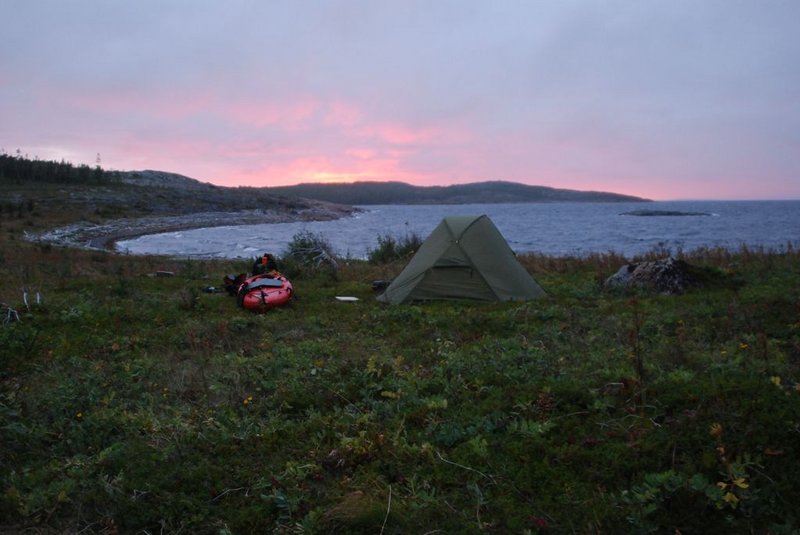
[{"x1": 117, "y1": 200, "x2": 800, "y2": 260}]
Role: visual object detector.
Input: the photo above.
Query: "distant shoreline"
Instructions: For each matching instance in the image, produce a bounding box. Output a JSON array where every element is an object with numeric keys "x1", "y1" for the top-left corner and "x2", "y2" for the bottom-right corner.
[
  {"x1": 28, "y1": 206, "x2": 357, "y2": 252},
  {"x1": 110, "y1": 200, "x2": 800, "y2": 260}
]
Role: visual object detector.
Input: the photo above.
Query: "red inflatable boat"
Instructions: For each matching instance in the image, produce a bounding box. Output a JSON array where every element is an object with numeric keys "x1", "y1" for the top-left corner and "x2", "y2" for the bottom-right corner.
[{"x1": 236, "y1": 273, "x2": 294, "y2": 312}]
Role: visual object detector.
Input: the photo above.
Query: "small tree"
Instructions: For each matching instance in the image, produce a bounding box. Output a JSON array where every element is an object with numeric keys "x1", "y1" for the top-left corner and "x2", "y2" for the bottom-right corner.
[
  {"x1": 282, "y1": 231, "x2": 338, "y2": 279},
  {"x1": 367, "y1": 231, "x2": 423, "y2": 264}
]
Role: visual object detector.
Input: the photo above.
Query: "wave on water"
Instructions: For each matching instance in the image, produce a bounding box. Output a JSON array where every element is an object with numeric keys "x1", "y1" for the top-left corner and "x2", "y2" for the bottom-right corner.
[{"x1": 117, "y1": 200, "x2": 800, "y2": 259}]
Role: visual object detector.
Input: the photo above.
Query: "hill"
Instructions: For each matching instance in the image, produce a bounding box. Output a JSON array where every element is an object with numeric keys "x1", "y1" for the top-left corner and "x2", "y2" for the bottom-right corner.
[
  {"x1": 0, "y1": 155, "x2": 355, "y2": 247},
  {"x1": 267, "y1": 180, "x2": 650, "y2": 205},
  {"x1": 0, "y1": 154, "x2": 352, "y2": 220}
]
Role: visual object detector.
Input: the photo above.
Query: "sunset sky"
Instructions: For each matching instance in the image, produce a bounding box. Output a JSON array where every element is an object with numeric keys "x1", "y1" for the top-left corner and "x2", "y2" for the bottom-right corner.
[{"x1": 2, "y1": 1, "x2": 799, "y2": 200}]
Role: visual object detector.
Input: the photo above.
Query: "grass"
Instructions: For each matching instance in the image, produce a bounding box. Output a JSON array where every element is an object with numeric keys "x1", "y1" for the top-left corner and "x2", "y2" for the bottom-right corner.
[{"x1": 1, "y1": 207, "x2": 799, "y2": 534}]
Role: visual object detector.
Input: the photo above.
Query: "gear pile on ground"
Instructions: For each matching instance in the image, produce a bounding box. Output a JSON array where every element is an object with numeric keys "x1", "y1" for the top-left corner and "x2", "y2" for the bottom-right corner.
[{"x1": 605, "y1": 256, "x2": 700, "y2": 295}]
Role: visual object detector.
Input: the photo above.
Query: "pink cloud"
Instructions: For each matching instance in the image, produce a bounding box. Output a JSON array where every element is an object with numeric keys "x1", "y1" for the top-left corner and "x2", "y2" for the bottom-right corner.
[
  {"x1": 201, "y1": 99, "x2": 482, "y2": 187},
  {"x1": 323, "y1": 101, "x2": 363, "y2": 127},
  {"x1": 11, "y1": 85, "x2": 715, "y2": 199},
  {"x1": 61, "y1": 87, "x2": 213, "y2": 121},
  {"x1": 224, "y1": 98, "x2": 363, "y2": 131},
  {"x1": 359, "y1": 123, "x2": 437, "y2": 145},
  {"x1": 218, "y1": 145, "x2": 434, "y2": 187},
  {"x1": 345, "y1": 148, "x2": 376, "y2": 160},
  {"x1": 226, "y1": 98, "x2": 320, "y2": 129}
]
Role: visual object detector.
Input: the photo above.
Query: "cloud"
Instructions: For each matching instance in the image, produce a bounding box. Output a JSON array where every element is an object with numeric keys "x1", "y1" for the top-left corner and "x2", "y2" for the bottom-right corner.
[{"x1": 2, "y1": 0, "x2": 799, "y2": 199}]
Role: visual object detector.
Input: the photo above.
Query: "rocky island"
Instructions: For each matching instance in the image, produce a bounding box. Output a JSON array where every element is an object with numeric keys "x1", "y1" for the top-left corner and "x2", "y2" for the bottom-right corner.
[{"x1": 620, "y1": 209, "x2": 714, "y2": 217}]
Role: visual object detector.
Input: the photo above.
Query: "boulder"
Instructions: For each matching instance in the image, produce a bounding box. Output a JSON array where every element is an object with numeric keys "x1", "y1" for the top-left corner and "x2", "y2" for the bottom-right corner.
[{"x1": 605, "y1": 257, "x2": 698, "y2": 295}]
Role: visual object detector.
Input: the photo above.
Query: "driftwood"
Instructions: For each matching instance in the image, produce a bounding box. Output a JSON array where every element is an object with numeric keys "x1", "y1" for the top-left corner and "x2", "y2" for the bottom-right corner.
[
  {"x1": 290, "y1": 245, "x2": 339, "y2": 272},
  {"x1": 2, "y1": 303, "x2": 20, "y2": 324}
]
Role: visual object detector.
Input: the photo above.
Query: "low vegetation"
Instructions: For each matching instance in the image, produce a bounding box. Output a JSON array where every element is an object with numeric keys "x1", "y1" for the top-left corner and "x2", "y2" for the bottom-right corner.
[
  {"x1": 1, "y1": 171, "x2": 799, "y2": 533},
  {"x1": 367, "y1": 232, "x2": 424, "y2": 265},
  {"x1": 0, "y1": 152, "x2": 349, "y2": 229}
]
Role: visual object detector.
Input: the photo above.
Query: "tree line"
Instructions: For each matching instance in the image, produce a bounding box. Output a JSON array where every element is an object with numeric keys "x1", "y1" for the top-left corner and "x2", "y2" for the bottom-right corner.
[{"x1": 0, "y1": 151, "x2": 119, "y2": 185}]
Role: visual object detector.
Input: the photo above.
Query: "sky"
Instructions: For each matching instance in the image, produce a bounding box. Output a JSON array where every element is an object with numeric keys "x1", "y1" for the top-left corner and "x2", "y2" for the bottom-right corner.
[{"x1": 2, "y1": 1, "x2": 799, "y2": 200}]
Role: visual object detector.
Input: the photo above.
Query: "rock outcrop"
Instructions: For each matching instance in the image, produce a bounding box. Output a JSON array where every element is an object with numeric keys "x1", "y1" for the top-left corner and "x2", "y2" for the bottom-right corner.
[
  {"x1": 620, "y1": 210, "x2": 713, "y2": 217},
  {"x1": 605, "y1": 257, "x2": 698, "y2": 295}
]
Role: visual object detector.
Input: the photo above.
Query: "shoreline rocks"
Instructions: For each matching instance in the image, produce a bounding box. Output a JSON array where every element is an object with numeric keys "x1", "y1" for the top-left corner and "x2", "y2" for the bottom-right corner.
[
  {"x1": 605, "y1": 257, "x2": 698, "y2": 295},
  {"x1": 28, "y1": 205, "x2": 358, "y2": 252}
]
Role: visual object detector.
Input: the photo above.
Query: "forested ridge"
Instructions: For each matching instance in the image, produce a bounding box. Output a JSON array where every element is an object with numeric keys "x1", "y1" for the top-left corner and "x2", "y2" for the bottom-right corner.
[
  {"x1": 0, "y1": 153, "x2": 350, "y2": 226},
  {"x1": 0, "y1": 152, "x2": 118, "y2": 185},
  {"x1": 268, "y1": 179, "x2": 650, "y2": 204}
]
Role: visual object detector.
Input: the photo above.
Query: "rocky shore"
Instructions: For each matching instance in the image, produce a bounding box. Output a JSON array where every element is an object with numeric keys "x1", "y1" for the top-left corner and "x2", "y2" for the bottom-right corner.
[{"x1": 28, "y1": 203, "x2": 358, "y2": 251}]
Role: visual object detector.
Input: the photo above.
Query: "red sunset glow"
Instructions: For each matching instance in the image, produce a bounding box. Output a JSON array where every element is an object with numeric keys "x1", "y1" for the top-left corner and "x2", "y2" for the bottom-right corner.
[{"x1": 2, "y1": 2, "x2": 799, "y2": 200}]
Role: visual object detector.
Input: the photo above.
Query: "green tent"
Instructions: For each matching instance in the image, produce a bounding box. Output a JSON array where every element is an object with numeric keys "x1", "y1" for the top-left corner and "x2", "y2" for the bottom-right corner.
[{"x1": 377, "y1": 215, "x2": 546, "y2": 303}]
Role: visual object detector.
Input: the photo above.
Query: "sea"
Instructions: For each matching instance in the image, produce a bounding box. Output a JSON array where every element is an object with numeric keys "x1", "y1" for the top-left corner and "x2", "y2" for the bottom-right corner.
[{"x1": 116, "y1": 200, "x2": 800, "y2": 260}]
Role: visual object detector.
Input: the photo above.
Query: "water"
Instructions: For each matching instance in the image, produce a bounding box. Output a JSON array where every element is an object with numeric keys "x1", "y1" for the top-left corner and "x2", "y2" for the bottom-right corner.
[{"x1": 117, "y1": 200, "x2": 800, "y2": 259}]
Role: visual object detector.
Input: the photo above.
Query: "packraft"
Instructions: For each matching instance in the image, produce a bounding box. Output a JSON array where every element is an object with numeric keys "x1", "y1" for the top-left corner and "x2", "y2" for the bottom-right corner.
[{"x1": 236, "y1": 272, "x2": 294, "y2": 312}]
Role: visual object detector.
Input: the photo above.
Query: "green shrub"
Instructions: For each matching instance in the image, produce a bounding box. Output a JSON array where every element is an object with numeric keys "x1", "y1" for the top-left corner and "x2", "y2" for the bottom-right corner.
[
  {"x1": 282, "y1": 231, "x2": 338, "y2": 279},
  {"x1": 367, "y1": 231, "x2": 423, "y2": 264}
]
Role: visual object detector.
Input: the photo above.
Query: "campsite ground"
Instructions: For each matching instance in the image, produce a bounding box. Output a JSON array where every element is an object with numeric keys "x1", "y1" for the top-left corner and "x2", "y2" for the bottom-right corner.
[{"x1": 1, "y1": 183, "x2": 800, "y2": 533}]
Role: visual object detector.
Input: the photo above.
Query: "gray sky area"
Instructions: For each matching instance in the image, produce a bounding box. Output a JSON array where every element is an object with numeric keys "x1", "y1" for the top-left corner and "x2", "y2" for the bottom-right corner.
[{"x1": 2, "y1": 0, "x2": 799, "y2": 199}]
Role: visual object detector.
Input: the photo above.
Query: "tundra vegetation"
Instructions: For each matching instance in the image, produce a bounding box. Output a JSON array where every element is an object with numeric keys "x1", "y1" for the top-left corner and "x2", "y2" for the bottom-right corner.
[{"x1": 1, "y1": 155, "x2": 799, "y2": 533}]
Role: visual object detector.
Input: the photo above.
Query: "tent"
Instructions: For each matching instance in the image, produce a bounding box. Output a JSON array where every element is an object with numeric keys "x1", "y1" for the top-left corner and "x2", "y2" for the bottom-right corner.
[{"x1": 377, "y1": 215, "x2": 545, "y2": 303}]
